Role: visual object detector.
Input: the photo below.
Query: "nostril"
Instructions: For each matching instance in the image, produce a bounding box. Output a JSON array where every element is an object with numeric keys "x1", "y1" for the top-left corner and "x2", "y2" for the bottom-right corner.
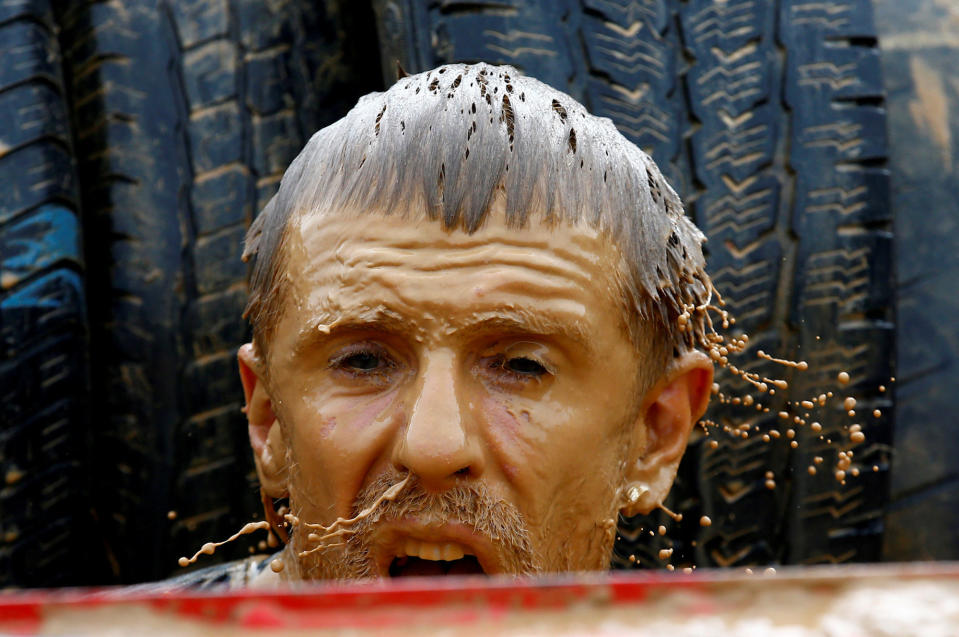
[{"x1": 454, "y1": 466, "x2": 471, "y2": 477}]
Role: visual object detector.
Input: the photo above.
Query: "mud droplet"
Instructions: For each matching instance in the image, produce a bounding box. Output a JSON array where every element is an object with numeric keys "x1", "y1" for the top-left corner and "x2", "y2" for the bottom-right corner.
[
  {"x1": 808, "y1": 466, "x2": 816, "y2": 475},
  {"x1": 658, "y1": 525, "x2": 667, "y2": 536},
  {"x1": 838, "y1": 371, "x2": 850, "y2": 385},
  {"x1": 700, "y1": 515, "x2": 712, "y2": 527},
  {"x1": 764, "y1": 567, "x2": 777, "y2": 576},
  {"x1": 167, "y1": 510, "x2": 177, "y2": 520},
  {"x1": 811, "y1": 422, "x2": 822, "y2": 433},
  {"x1": 659, "y1": 548, "x2": 674, "y2": 560},
  {"x1": 851, "y1": 431, "x2": 866, "y2": 443},
  {"x1": 270, "y1": 557, "x2": 285, "y2": 573},
  {"x1": 844, "y1": 396, "x2": 856, "y2": 411},
  {"x1": 873, "y1": 409, "x2": 881, "y2": 418},
  {"x1": 5, "y1": 469, "x2": 23, "y2": 486},
  {"x1": 801, "y1": 400, "x2": 814, "y2": 410}
]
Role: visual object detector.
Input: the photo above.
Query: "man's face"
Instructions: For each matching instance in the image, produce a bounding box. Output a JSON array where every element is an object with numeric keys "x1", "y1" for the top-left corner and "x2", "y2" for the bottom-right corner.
[{"x1": 245, "y1": 205, "x2": 681, "y2": 578}]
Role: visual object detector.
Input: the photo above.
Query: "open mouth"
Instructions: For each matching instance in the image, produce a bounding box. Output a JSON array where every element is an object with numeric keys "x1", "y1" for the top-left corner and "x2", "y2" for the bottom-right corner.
[
  {"x1": 386, "y1": 539, "x2": 486, "y2": 577},
  {"x1": 389, "y1": 555, "x2": 485, "y2": 576}
]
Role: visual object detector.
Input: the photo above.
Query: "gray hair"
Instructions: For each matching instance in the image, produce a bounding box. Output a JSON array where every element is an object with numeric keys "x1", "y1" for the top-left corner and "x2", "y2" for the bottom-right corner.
[{"x1": 243, "y1": 63, "x2": 715, "y2": 357}]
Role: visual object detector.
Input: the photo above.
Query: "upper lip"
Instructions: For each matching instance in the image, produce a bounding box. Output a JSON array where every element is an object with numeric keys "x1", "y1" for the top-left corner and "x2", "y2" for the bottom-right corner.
[{"x1": 371, "y1": 518, "x2": 500, "y2": 576}]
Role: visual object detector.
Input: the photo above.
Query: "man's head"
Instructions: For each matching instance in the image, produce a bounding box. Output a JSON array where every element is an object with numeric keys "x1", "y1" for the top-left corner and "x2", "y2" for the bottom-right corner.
[{"x1": 237, "y1": 63, "x2": 715, "y2": 579}]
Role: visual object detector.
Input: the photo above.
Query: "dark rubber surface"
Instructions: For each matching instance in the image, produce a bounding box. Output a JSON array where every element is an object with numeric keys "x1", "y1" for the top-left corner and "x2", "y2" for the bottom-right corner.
[
  {"x1": 374, "y1": 0, "x2": 894, "y2": 568},
  {"x1": 55, "y1": 0, "x2": 382, "y2": 583},
  {"x1": 0, "y1": 0, "x2": 95, "y2": 587},
  {"x1": 874, "y1": 0, "x2": 959, "y2": 561}
]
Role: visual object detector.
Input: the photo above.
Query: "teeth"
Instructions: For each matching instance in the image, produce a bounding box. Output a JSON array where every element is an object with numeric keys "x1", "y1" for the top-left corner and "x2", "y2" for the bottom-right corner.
[
  {"x1": 404, "y1": 539, "x2": 420, "y2": 559},
  {"x1": 420, "y1": 543, "x2": 442, "y2": 561},
  {"x1": 400, "y1": 539, "x2": 469, "y2": 562},
  {"x1": 441, "y1": 543, "x2": 465, "y2": 561}
]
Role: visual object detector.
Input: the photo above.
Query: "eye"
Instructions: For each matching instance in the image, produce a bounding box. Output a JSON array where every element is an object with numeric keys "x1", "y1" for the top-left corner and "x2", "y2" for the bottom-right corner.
[
  {"x1": 341, "y1": 352, "x2": 383, "y2": 371},
  {"x1": 477, "y1": 342, "x2": 555, "y2": 389},
  {"x1": 505, "y1": 356, "x2": 547, "y2": 376},
  {"x1": 329, "y1": 344, "x2": 394, "y2": 376}
]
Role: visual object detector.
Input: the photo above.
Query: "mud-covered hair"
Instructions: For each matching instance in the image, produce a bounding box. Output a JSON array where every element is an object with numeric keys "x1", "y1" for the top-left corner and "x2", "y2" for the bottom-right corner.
[{"x1": 243, "y1": 63, "x2": 715, "y2": 360}]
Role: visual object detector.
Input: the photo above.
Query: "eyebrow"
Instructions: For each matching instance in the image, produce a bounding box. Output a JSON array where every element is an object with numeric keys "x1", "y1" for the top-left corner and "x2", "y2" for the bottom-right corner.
[
  {"x1": 455, "y1": 311, "x2": 591, "y2": 349},
  {"x1": 291, "y1": 309, "x2": 415, "y2": 355},
  {"x1": 291, "y1": 306, "x2": 592, "y2": 353}
]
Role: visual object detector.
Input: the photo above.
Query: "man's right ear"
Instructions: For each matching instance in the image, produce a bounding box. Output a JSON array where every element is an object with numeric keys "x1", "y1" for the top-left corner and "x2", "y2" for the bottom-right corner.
[{"x1": 238, "y1": 343, "x2": 289, "y2": 498}]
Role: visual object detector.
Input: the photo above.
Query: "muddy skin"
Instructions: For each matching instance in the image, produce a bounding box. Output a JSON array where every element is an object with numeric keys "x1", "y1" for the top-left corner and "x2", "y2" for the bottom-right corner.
[{"x1": 225, "y1": 201, "x2": 714, "y2": 582}]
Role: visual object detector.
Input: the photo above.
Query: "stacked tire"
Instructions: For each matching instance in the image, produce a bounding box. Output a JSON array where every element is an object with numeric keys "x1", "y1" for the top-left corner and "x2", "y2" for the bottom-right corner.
[
  {"x1": 373, "y1": 0, "x2": 894, "y2": 569},
  {"x1": 47, "y1": 0, "x2": 382, "y2": 583},
  {"x1": 0, "y1": 0, "x2": 95, "y2": 587},
  {"x1": 1, "y1": 0, "x2": 897, "y2": 586}
]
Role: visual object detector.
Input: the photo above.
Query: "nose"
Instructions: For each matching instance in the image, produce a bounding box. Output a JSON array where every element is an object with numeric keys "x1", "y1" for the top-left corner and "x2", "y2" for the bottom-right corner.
[{"x1": 393, "y1": 349, "x2": 483, "y2": 490}]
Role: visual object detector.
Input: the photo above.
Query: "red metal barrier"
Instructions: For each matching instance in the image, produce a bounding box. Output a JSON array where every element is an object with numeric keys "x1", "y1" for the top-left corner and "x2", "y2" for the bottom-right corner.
[{"x1": 2, "y1": 564, "x2": 957, "y2": 635}]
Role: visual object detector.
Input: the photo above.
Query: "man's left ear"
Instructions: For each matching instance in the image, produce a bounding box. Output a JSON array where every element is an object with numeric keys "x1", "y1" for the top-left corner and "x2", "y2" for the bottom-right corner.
[{"x1": 622, "y1": 350, "x2": 714, "y2": 515}]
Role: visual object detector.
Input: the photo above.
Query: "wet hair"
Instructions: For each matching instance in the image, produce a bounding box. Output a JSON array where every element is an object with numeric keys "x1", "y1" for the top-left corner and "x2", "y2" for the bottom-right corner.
[{"x1": 243, "y1": 63, "x2": 714, "y2": 367}]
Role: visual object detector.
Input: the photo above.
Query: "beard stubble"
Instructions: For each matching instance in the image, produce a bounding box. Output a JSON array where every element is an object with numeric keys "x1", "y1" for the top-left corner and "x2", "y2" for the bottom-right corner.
[{"x1": 285, "y1": 470, "x2": 538, "y2": 580}]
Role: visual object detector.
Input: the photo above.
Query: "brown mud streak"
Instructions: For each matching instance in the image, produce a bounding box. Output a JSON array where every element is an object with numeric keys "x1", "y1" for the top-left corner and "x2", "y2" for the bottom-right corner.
[
  {"x1": 291, "y1": 474, "x2": 412, "y2": 558},
  {"x1": 178, "y1": 521, "x2": 271, "y2": 567}
]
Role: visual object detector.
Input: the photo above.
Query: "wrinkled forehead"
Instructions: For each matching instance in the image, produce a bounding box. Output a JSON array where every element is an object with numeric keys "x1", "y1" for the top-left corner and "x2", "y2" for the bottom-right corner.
[{"x1": 279, "y1": 204, "x2": 633, "y2": 334}]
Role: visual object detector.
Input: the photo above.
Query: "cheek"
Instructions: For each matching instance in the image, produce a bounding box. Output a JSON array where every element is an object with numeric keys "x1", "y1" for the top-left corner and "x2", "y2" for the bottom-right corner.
[
  {"x1": 481, "y1": 394, "x2": 576, "y2": 489},
  {"x1": 349, "y1": 391, "x2": 397, "y2": 432},
  {"x1": 300, "y1": 389, "x2": 398, "y2": 441},
  {"x1": 291, "y1": 392, "x2": 399, "y2": 521},
  {"x1": 480, "y1": 395, "x2": 526, "y2": 483},
  {"x1": 288, "y1": 390, "x2": 400, "y2": 497}
]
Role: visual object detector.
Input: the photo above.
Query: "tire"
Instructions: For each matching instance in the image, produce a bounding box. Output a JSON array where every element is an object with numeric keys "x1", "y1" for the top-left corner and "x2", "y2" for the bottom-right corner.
[
  {"x1": 874, "y1": 0, "x2": 959, "y2": 561},
  {"x1": 372, "y1": 0, "x2": 894, "y2": 568},
  {"x1": 0, "y1": 0, "x2": 95, "y2": 587},
  {"x1": 55, "y1": 0, "x2": 383, "y2": 583}
]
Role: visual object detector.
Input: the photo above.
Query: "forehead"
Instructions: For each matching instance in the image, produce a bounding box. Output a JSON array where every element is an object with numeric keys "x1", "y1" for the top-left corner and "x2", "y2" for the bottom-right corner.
[{"x1": 278, "y1": 206, "x2": 630, "y2": 341}]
